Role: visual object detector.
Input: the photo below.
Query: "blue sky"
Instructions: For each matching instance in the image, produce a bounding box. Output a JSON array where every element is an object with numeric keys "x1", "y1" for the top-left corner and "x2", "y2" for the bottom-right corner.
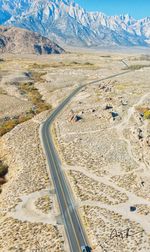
[{"x1": 75, "y1": 0, "x2": 150, "y2": 19}]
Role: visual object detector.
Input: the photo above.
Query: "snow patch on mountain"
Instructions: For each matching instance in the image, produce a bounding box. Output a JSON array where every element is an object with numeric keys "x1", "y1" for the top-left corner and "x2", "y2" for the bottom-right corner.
[{"x1": 0, "y1": 0, "x2": 149, "y2": 47}]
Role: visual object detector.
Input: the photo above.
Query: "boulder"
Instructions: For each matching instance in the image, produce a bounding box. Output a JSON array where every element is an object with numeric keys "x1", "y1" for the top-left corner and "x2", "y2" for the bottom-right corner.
[
  {"x1": 111, "y1": 111, "x2": 119, "y2": 120},
  {"x1": 105, "y1": 105, "x2": 113, "y2": 110},
  {"x1": 68, "y1": 110, "x2": 82, "y2": 122},
  {"x1": 121, "y1": 100, "x2": 128, "y2": 106},
  {"x1": 146, "y1": 135, "x2": 150, "y2": 146},
  {"x1": 137, "y1": 128, "x2": 143, "y2": 140},
  {"x1": 74, "y1": 115, "x2": 82, "y2": 122}
]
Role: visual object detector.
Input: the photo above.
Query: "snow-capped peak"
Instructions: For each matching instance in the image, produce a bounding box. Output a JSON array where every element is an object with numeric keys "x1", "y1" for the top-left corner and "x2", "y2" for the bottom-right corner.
[{"x1": 0, "y1": 0, "x2": 149, "y2": 47}]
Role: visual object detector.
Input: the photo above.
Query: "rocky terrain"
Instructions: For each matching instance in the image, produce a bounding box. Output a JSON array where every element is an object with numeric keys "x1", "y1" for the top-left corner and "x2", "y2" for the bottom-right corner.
[
  {"x1": 0, "y1": 25, "x2": 64, "y2": 54},
  {"x1": 52, "y1": 55, "x2": 150, "y2": 251},
  {"x1": 0, "y1": 51, "x2": 150, "y2": 251},
  {"x1": 0, "y1": 0, "x2": 150, "y2": 47},
  {"x1": 0, "y1": 54, "x2": 79, "y2": 251},
  {"x1": 0, "y1": 52, "x2": 106, "y2": 251},
  {"x1": 0, "y1": 112, "x2": 66, "y2": 251}
]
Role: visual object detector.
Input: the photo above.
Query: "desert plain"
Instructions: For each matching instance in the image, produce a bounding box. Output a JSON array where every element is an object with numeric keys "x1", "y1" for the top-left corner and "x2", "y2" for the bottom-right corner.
[{"x1": 0, "y1": 50, "x2": 150, "y2": 251}]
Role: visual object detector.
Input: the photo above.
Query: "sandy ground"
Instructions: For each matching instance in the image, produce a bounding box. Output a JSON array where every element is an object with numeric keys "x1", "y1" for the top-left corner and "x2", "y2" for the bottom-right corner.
[
  {"x1": 0, "y1": 51, "x2": 150, "y2": 251},
  {"x1": 0, "y1": 112, "x2": 66, "y2": 251},
  {"x1": 52, "y1": 56, "x2": 150, "y2": 251}
]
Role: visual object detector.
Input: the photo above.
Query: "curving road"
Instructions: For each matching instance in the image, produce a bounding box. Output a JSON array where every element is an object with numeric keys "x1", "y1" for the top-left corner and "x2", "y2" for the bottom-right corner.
[
  {"x1": 41, "y1": 86, "x2": 88, "y2": 252},
  {"x1": 41, "y1": 70, "x2": 131, "y2": 252}
]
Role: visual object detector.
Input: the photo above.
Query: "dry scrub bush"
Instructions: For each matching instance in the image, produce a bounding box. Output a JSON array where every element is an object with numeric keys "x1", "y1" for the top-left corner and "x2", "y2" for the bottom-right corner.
[
  {"x1": 128, "y1": 64, "x2": 150, "y2": 70},
  {"x1": 0, "y1": 161, "x2": 8, "y2": 177},
  {"x1": 144, "y1": 110, "x2": 150, "y2": 120},
  {"x1": 0, "y1": 82, "x2": 51, "y2": 137}
]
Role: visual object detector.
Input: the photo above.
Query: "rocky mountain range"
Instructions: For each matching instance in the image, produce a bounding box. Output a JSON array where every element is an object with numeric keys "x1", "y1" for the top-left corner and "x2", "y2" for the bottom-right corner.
[
  {"x1": 0, "y1": 25, "x2": 64, "y2": 54},
  {"x1": 0, "y1": 0, "x2": 150, "y2": 47}
]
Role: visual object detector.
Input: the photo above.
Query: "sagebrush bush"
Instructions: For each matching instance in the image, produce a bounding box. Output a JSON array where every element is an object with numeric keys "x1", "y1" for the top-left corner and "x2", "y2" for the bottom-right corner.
[
  {"x1": 128, "y1": 64, "x2": 150, "y2": 70},
  {"x1": 0, "y1": 161, "x2": 8, "y2": 177},
  {"x1": 0, "y1": 81, "x2": 51, "y2": 137},
  {"x1": 144, "y1": 110, "x2": 150, "y2": 120}
]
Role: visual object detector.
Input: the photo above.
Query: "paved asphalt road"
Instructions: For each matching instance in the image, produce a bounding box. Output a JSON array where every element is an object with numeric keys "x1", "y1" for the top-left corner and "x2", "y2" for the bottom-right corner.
[{"x1": 41, "y1": 70, "x2": 131, "y2": 252}]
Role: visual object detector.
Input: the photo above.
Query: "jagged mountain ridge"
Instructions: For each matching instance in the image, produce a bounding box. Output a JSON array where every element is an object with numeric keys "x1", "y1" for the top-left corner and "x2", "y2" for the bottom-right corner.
[
  {"x1": 0, "y1": 25, "x2": 64, "y2": 54},
  {"x1": 0, "y1": 0, "x2": 150, "y2": 47}
]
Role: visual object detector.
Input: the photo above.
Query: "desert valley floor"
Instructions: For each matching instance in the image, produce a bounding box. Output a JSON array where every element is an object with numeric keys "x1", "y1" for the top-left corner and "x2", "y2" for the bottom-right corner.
[{"x1": 0, "y1": 51, "x2": 150, "y2": 251}]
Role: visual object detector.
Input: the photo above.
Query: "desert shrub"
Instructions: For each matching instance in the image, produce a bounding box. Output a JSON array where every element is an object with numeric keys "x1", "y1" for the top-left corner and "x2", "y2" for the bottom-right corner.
[
  {"x1": 19, "y1": 82, "x2": 51, "y2": 111},
  {"x1": 31, "y1": 63, "x2": 50, "y2": 69},
  {"x1": 18, "y1": 114, "x2": 33, "y2": 123},
  {"x1": 31, "y1": 71, "x2": 47, "y2": 82},
  {"x1": 0, "y1": 127, "x2": 7, "y2": 136},
  {"x1": 71, "y1": 61, "x2": 79, "y2": 65},
  {"x1": 29, "y1": 90, "x2": 42, "y2": 104},
  {"x1": 0, "y1": 161, "x2": 8, "y2": 177},
  {"x1": 144, "y1": 110, "x2": 150, "y2": 120},
  {"x1": 140, "y1": 55, "x2": 150, "y2": 61},
  {"x1": 36, "y1": 102, "x2": 51, "y2": 113},
  {"x1": 0, "y1": 115, "x2": 32, "y2": 136},
  {"x1": 0, "y1": 161, "x2": 8, "y2": 191},
  {"x1": 136, "y1": 106, "x2": 150, "y2": 114},
  {"x1": 0, "y1": 79, "x2": 51, "y2": 136},
  {"x1": 128, "y1": 64, "x2": 150, "y2": 70},
  {"x1": 20, "y1": 82, "x2": 34, "y2": 92},
  {"x1": 84, "y1": 62, "x2": 94, "y2": 65},
  {"x1": 0, "y1": 87, "x2": 7, "y2": 94},
  {"x1": 0, "y1": 120, "x2": 18, "y2": 136},
  {"x1": 101, "y1": 55, "x2": 111, "y2": 58}
]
